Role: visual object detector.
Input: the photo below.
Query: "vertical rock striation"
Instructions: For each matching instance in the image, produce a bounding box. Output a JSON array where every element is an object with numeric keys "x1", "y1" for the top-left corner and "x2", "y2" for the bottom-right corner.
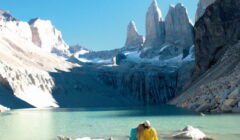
[
  {"x1": 165, "y1": 3, "x2": 194, "y2": 48},
  {"x1": 144, "y1": 0, "x2": 165, "y2": 48}
]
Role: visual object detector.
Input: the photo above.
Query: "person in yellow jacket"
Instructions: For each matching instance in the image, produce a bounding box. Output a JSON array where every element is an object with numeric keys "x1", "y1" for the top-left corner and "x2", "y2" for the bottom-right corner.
[{"x1": 139, "y1": 120, "x2": 158, "y2": 140}]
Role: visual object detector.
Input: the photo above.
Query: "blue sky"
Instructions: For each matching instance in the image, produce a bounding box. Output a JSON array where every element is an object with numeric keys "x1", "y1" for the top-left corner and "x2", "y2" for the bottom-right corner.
[{"x1": 1, "y1": 0, "x2": 198, "y2": 51}]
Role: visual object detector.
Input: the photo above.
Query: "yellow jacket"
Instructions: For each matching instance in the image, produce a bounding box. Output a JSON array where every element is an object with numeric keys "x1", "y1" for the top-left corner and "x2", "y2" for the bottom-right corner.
[{"x1": 139, "y1": 127, "x2": 158, "y2": 140}]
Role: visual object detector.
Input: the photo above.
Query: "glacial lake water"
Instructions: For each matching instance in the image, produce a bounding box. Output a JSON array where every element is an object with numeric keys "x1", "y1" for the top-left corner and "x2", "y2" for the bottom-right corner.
[{"x1": 0, "y1": 105, "x2": 240, "y2": 140}]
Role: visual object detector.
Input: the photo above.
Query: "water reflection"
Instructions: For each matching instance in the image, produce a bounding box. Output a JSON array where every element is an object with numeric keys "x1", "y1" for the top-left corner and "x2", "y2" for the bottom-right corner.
[{"x1": 0, "y1": 110, "x2": 55, "y2": 140}]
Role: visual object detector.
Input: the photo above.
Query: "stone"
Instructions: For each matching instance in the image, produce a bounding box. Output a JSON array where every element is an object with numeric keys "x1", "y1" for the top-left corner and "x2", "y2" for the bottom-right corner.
[
  {"x1": 220, "y1": 105, "x2": 232, "y2": 113},
  {"x1": 187, "y1": 103, "x2": 201, "y2": 110},
  {"x1": 165, "y1": 3, "x2": 194, "y2": 48},
  {"x1": 223, "y1": 99, "x2": 237, "y2": 106},
  {"x1": 228, "y1": 88, "x2": 240, "y2": 99},
  {"x1": 57, "y1": 136, "x2": 106, "y2": 140},
  {"x1": 195, "y1": 0, "x2": 216, "y2": 21},
  {"x1": 232, "y1": 107, "x2": 240, "y2": 113},
  {"x1": 196, "y1": 103, "x2": 212, "y2": 112},
  {"x1": 115, "y1": 53, "x2": 127, "y2": 65},
  {"x1": 144, "y1": 0, "x2": 165, "y2": 48},
  {"x1": 0, "y1": 105, "x2": 10, "y2": 112},
  {"x1": 124, "y1": 21, "x2": 144, "y2": 49},
  {"x1": 171, "y1": 125, "x2": 213, "y2": 140}
]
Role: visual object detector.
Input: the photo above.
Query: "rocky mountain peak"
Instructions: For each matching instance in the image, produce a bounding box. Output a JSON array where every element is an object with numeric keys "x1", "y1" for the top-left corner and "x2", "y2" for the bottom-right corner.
[
  {"x1": 29, "y1": 18, "x2": 71, "y2": 58},
  {"x1": 0, "y1": 9, "x2": 16, "y2": 21},
  {"x1": 165, "y1": 3, "x2": 194, "y2": 48},
  {"x1": 144, "y1": 0, "x2": 165, "y2": 48},
  {"x1": 124, "y1": 21, "x2": 144, "y2": 48}
]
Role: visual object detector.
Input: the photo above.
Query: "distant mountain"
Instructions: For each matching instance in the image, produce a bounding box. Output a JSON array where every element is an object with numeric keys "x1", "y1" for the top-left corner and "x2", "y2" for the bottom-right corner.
[{"x1": 29, "y1": 18, "x2": 71, "y2": 58}]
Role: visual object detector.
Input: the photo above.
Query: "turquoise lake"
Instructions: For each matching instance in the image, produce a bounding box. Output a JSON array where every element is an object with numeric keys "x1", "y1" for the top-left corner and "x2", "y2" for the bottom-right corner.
[{"x1": 0, "y1": 105, "x2": 239, "y2": 140}]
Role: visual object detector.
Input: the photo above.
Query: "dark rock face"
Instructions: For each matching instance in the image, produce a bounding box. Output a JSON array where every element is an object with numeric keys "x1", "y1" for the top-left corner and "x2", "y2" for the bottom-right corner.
[
  {"x1": 171, "y1": 0, "x2": 240, "y2": 113},
  {"x1": 115, "y1": 53, "x2": 127, "y2": 65},
  {"x1": 195, "y1": 0, "x2": 216, "y2": 21},
  {"x1": 193, "y1": 0, "x2": 240, "y2": 79}
]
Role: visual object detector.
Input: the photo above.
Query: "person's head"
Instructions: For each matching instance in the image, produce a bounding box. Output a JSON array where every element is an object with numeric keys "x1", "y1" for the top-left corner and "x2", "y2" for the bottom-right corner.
[
  {"x1": 143, "y1": 120, "x2": 151, "y2": 129},
  {"x1": 136, "y1": 124, "x2": 145, "y2": 139}
]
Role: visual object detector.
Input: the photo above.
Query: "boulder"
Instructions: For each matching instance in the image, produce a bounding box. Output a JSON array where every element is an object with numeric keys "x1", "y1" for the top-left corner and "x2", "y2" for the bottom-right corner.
[
  {"x1": 232, "y1": 107, "x2": 240, "y2": 113},
  {"x1": 171, "y1": 125, "x2": 213, "y2": 140},
  {"x1": 220, "y1": 105, "x2": 232, "y2": 113},
  {"x1": 228, "y1": 88, "x2": 240, "y2": 99},
  {"x1": 223, "y1": 99, "x2": 237, "y2": 107},
  {"x1": 196, "y1": 103, "x2": 212, "y2": 112},
  {"x1": 57, "y1": 136, "x2": 106, "y2": 140},
  {"x1": 0, "y1": 105, "x2": 10, "y2": 112},
  {"x1": 115, "y1": 53, "x2": 127, "y2": 65}
]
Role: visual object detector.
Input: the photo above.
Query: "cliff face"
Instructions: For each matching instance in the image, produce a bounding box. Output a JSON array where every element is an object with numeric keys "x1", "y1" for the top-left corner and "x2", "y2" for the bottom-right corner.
[
  {"x1": 144, "y1": 0, "x2": 165, "y2": 48},
  {"x1": 171, "y1": 0, "x2": 240, "y2": 113},
  {"x1": 195, "y1": 0, "x2": 216, "y2": 21},
  {"x1": 193, "y1": 0, "x2": 240, "y2": 79},
  {"x1": 29, "y1": 18, "x2": 71, "y2": 58},
  {"x1": 165, "y1": 4, "x2": 194, "y2": 48},
  {"x1": 98, "y1": 57, "x2": 194, "y2": 104}
]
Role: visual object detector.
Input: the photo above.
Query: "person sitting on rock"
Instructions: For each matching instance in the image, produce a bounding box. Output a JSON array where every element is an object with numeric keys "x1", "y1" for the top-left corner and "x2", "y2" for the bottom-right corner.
[{"x1": 140, "y1": 120, "x2": 158, "y2": 140}]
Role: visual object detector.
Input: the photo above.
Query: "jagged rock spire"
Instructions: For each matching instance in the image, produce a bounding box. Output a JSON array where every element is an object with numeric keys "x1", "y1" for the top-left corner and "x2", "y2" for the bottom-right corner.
[
  {"x1": 144, "y1": 0, "x2": 165, "y2": 48},
  {"x1": 124, "y1": 21, "x2": 144, "y2": 48},
  {"x1": 165, "y1": 3, "x2": 194, "y2": 48}
]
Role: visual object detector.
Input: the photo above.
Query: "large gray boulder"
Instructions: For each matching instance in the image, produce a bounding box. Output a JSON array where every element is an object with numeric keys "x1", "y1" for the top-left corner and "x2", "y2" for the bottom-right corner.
[
  {"x1": 0, "y1": 105, "x2": 10, "y2": 112},
  {"x1": 195, "y1": 0, "x2": 216, "y2": 21},
  {"x1": 171, "y1": 125, "x2": 213, "y2": 140},
  {"x1": 144, "y1": 0, "x2": 165, "y2": 48},
  {"x1": 124, "y1": 21, "x2": 144, "y2": 49},
  {"x1": 165, "y1": 3, "x2": 194, "y2": 48}
]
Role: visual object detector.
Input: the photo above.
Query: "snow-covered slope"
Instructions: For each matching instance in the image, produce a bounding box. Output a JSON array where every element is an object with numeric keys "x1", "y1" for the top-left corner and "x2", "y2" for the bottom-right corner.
[{"x1": 0, "y1": 11, "x2": 74, "y2": 108}]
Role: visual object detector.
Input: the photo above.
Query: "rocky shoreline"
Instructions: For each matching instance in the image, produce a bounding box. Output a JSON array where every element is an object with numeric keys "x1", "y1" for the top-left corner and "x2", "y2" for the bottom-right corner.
[{"x1": 57, "y1": 125, "x2": 214, "y2": 140}]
